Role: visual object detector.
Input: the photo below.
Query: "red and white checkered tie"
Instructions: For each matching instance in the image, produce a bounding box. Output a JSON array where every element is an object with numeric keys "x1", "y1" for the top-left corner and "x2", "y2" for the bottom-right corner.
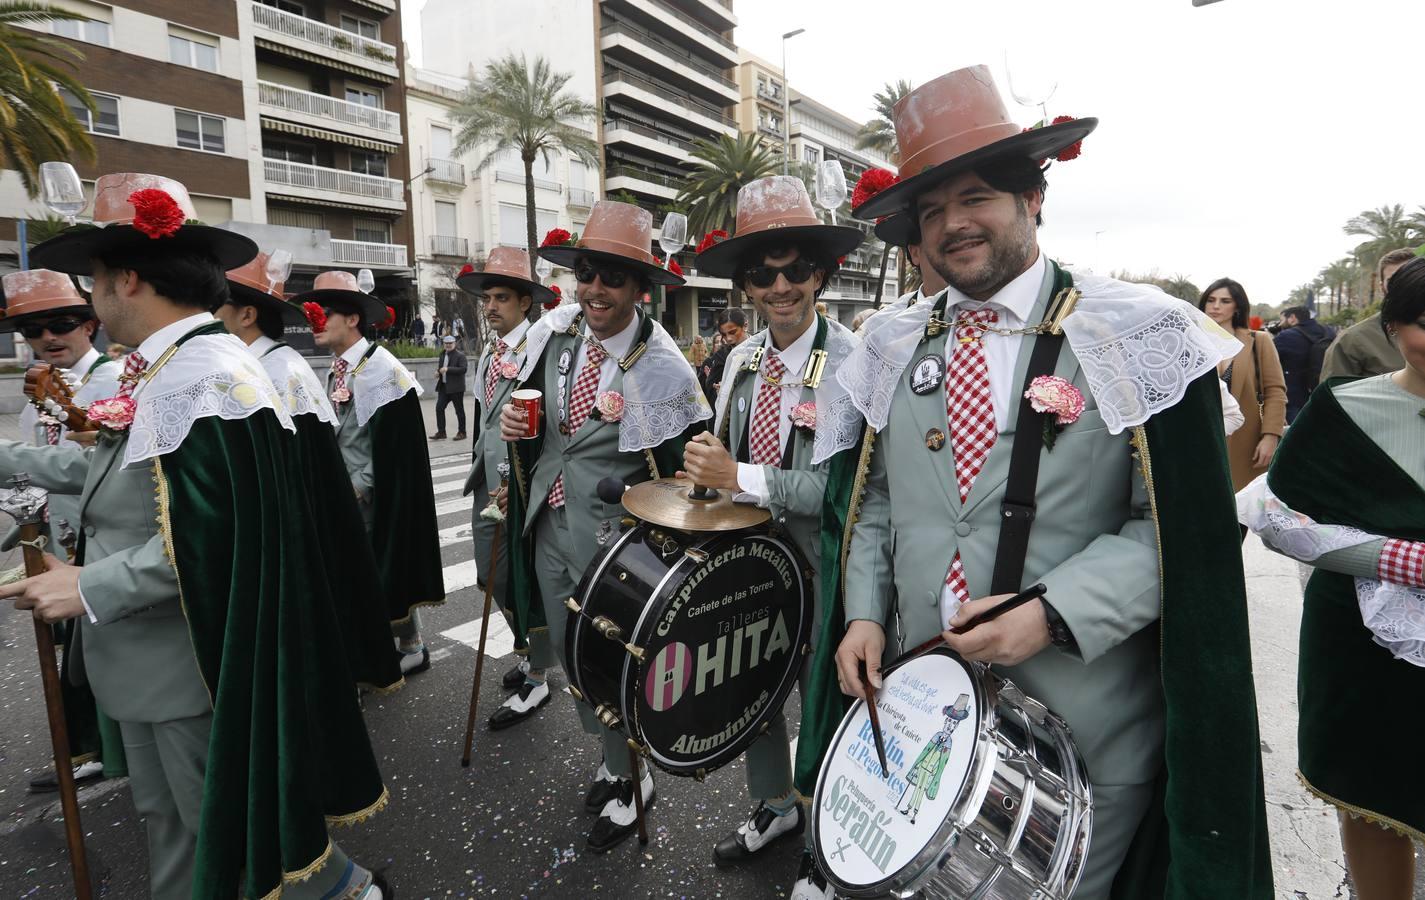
[
  {"x1": 330, "y1": 357, "x2": 349, "y2": 395},
  {"x1": 748, "y1": 349, "x2": 786, "y2": 466},
  {"x1": 116, "y1": 351, "x2": 148, "y2": 399},
  {"x1": 548, "y1": 342, "x2": 608, "y2": 509},
  {"x1": 484, "y1": 339, "x2": 507, "y2": 407},
  {"x1": 944, "y1": 307, "x2": 998, "y2": 611}
]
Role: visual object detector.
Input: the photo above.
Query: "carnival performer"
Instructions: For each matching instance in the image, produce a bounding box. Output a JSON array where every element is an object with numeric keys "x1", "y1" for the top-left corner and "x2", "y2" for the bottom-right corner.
[
  {"x1": 0, "y1": 269, "x2": 124, "y2": 793},
  {"x1": 500, "y1": 202, "x2": 710, "y2": 853},
  {"x1": 897, "y1": 695, "x2": 970, "y2": 824},
  {"x1": 0, "y1": 173, "x2": 391, "y2": 900},
  {"x1": 823, "y1": 67, "x2": 1273, "y2": 900},
  {"x1": 456, "y1": 247, "x2": 556, "y2": 729},
  {"x1": 295, "y1": 271, "x2": 445, "y2": 675},
  {"x1": 1240, "y1": 255, "x2": 1425, "y2": 900},
  {"x1": 218, "y1": 252, "x2": 403, "y2": 694},
  {"x1": 682, "y1": 176, "x2": 865, "y2": 891}
]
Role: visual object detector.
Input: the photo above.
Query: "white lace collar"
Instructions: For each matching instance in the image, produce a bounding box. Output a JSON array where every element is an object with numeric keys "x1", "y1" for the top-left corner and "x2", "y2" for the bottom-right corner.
[
  {"x1": 252, "y1": 342, "x2": 338, "y2": 426},
  {"x1": 350, "y1": 345, "x2": 422, "y2": 427},
  {"x1": 125, "y1": 327, "x2": 293, "y2": 466},
  {"x1": 838, "y1": 267, "x2": 1242, "y2": 435}
]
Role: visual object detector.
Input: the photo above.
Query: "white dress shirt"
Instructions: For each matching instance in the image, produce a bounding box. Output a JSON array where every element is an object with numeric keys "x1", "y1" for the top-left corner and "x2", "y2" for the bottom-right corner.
[
  {"x1": 734, "y1": 320, "x2": 818, "y2": 506},
  {"x1": 249, "y1": 334, "x2": 277, "y2": 356},
  {"x1": 574, "y1": 314, "x2": 640, "y2": 396},
  {"x1": 939, "y1": 251, "x2": 1046, "y2": 434},
  {"x1": 338, "y1": 337, "x2": 371, "y2": 372}
]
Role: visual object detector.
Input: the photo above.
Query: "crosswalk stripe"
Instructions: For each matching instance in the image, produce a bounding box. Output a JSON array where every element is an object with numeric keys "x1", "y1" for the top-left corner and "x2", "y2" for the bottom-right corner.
[
  {"x1": 436, "y1": 494, "x2": 475, "y2": 517},
  {"x1": 433, "y1": 477, "x2": 467, "y2": 497},
  {"x1": 438, "y1": 519, "x2": 472, "y2": 548},
  {"x1": 431, "y1": 462, "x2": 470, "y2": 479},
  {"x1": 443, "y1": 558, "x2": 479, "y2": 594},
  {"x1": 441, "y1": 613, "x2": 515, "y2": 660}
]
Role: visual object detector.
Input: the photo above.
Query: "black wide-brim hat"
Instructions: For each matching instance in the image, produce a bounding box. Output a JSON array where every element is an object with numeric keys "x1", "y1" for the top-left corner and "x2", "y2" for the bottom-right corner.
[
  {"x1": 538, "y1": 244, "x2": 685, "y2": 286},
  {"x1": 0, "y1": 269, "x2": 92, "y2": 333},
  {"x1": 30, "y1": 223, "x2": 258, "y2": 276},
  {"x1": 290, "y1": 271, "x2": 387, "y2": 326},
  {"x1": 456, "y1": 246, "x2": 557, "y2": 303},
  {"x1": 696, "y1": 176, "x2": 864, "y2": 278},
  {"x1": 535, "y1": 200, "x2": 685, "y2": 287},
  {"x1": 227, "y1": 280, "x2": 308, "y2": 328},
  {"x1": 873, "y1": 213, "x2": 919, "y2": 248}
]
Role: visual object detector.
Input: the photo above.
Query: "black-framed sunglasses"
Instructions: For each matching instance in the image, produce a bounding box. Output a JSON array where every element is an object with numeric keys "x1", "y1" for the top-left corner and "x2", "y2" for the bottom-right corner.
[
  {"x1": 742, "y1": 258, "x2": 818, "y2": 289},
  {"x1": 573, "y1": 260, "x2": 631, "y2": 288},
  {"x1": 19, "y1": 317, "x2": 86, "y2": 339}
]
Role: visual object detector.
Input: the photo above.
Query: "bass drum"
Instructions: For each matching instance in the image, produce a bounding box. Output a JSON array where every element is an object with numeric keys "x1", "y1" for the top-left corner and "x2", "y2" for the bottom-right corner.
[
  {"x1": 812, "y1": 647, "x2": 1092, "y2": 899},
  {"x1": 566, "y1": 521, "x2": 811, "y2": 777}
]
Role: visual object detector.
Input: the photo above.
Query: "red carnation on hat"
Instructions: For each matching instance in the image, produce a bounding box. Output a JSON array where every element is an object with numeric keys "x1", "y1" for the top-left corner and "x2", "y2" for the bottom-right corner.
[
  {"x1": 381, "y1": 305, "x2": 396, "y2": 329},
  {"x1": 1051, "y1": 116, "x2": 1084, "y2": 162},
  {"x1": 695, "y1": 229, "x2": 728, "y2": 254},
  {"x1": 542, "y1": 285, "x2": 561, "y2": 311},
  {"x1": 540, "y1": 227, "x2": 572, "y2": 248},
  {"x1": 550, "y1": 284, "x2": 561, "y2": 296},
  {"x1": 851, "y1": 168, "x2": 899, "y2": 211},
  {"x1": 458, "y1": 263, "x2": 474, "y2": 276},
  {"x1": 837, "y1": 256, "x2": 847, "y2": 266},
  {"x1": 128, "y1": 189, "x2": 186, "y2": 239},
  {"x1": 302, "y1": 302, "x2": 327, "y2": 334}
]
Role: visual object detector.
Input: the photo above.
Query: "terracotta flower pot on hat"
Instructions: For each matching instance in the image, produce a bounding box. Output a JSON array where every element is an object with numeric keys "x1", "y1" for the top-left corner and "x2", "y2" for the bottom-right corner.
[
  {"x1": 537, "y1": 201, "x2": 685, "y2": 286},
  {"x1": 290, "y1": 270, "x2": 386, "y2": 326},
  {"x1": 696, "y1": 175, "x2": 864, "y2": 278},
  {"x1": 0, "y1": 269, "x2": 91, "y2": 333},
  {"x1": 851, "y1": 65, "x2": 1096, "y2": 220},
  {"x1": 225, "y1": 251, "x2": 306, "y2": 328},
  {"x1": 455, "y1": 246, "x2": 556, "y2": 304},
  {"x1": 29, "y1": 171, "x2": 257, "y2": 275}
]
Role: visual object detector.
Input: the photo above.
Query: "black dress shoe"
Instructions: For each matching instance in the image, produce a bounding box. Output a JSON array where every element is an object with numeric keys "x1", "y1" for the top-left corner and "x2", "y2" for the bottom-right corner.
[
  {"x1": 587, "y1": 772, "x2": 655, "y2": 854},
  {"x1": 501, "y1": 659, "x2": 530, "y2": 691},
  {"x1": 28, "y1": 760, "x2": 105, "y2": 793},
  {"x1": 487, "y1": 680, "x2": 550, "y2": 730},
  {"x1": 585, "y1": 764, "x2": 621, "y2": 814},
  {"x1": 372, "y1": 869, "x2": 395, "y2": 899},
  {"x1": 714, "y1": 802, "x2": 805, "y2": 865},
  {"x1": 791, "y1": 850, "x2": 833, "y2": 900},
  {"x1": 398, "y1": 647, "x2": 431, "y2": 676}
]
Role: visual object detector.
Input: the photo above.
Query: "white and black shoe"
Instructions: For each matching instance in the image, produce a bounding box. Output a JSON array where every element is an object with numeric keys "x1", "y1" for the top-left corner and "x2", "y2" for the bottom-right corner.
[
  {"x1": 398, "y1": 646, "x2": 430, "y2": 675},
  {"x1": 587, "y1": 768, "x2": 655, "y2": 854},
  {"x1": 487, "y1": 679, "x2": 550, "y2": 730},
  {"x1": 501, "y1": 658, "x2": 531, "y2": 691},
  {"x1": 714, "y1": 801, "x2": 805, "y2": 864},
  {"x1": 584, "y1": 760, "x2": 621, "y2": 813},
  {"x1": 28, "y1": 759, "x2": 105, "y2": 793},
  {"x1": 790, "y1": 850, "x2": 833, "y2": 900}
]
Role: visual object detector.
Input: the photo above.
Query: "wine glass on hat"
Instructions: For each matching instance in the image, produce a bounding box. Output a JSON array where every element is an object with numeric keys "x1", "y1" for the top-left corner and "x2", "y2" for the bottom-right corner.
[{"x1": 814, "y1": 160, "x2": 847, "y2": 226}]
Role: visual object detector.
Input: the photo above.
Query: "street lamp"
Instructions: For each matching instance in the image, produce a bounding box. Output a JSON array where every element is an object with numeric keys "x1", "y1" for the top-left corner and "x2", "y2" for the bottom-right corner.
[{"x1": 781, "y1": 28, "x2": 805, "y2": 175}]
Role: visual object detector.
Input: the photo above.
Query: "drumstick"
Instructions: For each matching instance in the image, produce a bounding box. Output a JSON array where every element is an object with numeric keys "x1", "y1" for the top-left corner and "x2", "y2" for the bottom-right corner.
[
  {"x1": 903, "y1": 583, "x2": 1049, "y2": 659},
  {"x1": 859, "y1": 660, "x2": 889, "y2": 779}
]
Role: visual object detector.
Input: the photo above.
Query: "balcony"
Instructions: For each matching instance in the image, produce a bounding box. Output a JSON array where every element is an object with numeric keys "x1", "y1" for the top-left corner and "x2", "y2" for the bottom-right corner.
[
  {"x1": 257, "y1": 81, "x2": 400, "y2": 143},
  {"x1": 603, "y1": 118, "x2": 694, "y2": 163},
  {"x1": 682, "y1": 0, "x2": 737, "y2": 31},
  {"x1": 756, "y1": 84, "x2": 783, "y2": 104},
  {"x1": 606, "y1": 164, "x2": 683, "y2": 201},
  {"x1": 568, "y1": 187, "x2": 595, "y2": 209},
  {"x1": 599, "y1": 22, "x2": 738, "y2": 106},
  {"x1": 425, "y1": 157, "x2": 465, "y2": 185},
  {"x1": 602, "y1": 70, "x2": 736, "y2": 138},
  {"x1": 331, "y1": 239, "x2": 407, "y2": 268},
  {"x1": 251, "y1": 4, "x2": 398, "y2": 80},
  {"x1": 263, "y1": 159, "x2": 405, "y2": 211},
  {"x1": 618, "y1": 0, "x2": 737, "y2": 66},
  {"x1": 494, "y1": 169, "x2": 561, "y2": 192},
  {"x1": 429, "y1": 235, "x2": 467, "y2": 258}
]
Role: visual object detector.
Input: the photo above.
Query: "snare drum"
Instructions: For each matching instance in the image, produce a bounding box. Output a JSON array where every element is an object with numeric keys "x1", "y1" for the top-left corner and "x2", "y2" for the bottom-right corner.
[
  {"x1": 812, "y1": 647, "x2": 1092, "y2": 899},
  {"x1": 566, "y1": 521, "x2": 811, "y2": 778}
]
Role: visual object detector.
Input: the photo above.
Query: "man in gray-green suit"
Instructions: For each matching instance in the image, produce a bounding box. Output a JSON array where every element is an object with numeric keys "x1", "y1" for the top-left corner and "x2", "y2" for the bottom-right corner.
[
  {"x1": 456, "y1": 247, "x2": 556, "y2": 728},
  {"x1": 682, "y1": 176, "x2": 864, "y2": 891},
  {"x1": 831, "y1": 68, "x2": 1271, "y2": 900},
  {"x1": 500, "y1": 202, "x2": 709, "y2": 853}
]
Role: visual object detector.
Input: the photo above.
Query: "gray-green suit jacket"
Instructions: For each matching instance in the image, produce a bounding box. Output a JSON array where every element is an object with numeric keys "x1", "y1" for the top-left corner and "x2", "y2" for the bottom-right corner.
[{"x1": 844, "y1": 265, "x2": 1163, "y2": 787}]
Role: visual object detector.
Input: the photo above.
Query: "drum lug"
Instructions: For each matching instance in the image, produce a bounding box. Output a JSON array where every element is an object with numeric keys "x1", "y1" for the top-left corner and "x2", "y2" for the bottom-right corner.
[
  {"x1": 969, "y1": 827, "x2": 1015, "y2": 868},
  {"x1": 594, "y1": 704, "x2": 622, "y2": 730},
  {"x1": 693, "y1": 768, "x2": 708, "y2": 783},
  {"x1": 683, "y1": 547, "x2": 709, "y2": 564},
  {"x1": 592, "y1": 615, "x2": 624, "y2": 642},
  {"x1": 568, "y1": 684, "x2": 585, "y2": 702},
  {"x1": 625, "y1": 737, "x2": 647, "y2": 756},
  {"x1": 565, "y1": 597, "x2": 582, "y2": 613},
  {"x1": 621, "y1": 516, "x2": 636, "y2": 529},
  {"x1": 801, "y1": 642, "x2": 811, "y2": 656},
  {"x1": 624, "y1": 643, "x2": 646, "y2": 663}
]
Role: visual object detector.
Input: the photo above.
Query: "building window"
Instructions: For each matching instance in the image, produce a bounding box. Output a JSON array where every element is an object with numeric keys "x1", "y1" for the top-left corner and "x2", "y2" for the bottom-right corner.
[
  {"x1": 803, "y1": 146, "x2": 820, "y2": 164},
  {"x1": 256, "y1": 0, "x2": 304, "y2": 12},
  {"x1": 344, "y1": 85, "x2": 382, "y2": 109},
  {"x1": 263, "y1": 139, "x2": 315, "y2": 165},
  {"x1": 58, "y1": 87, "x2": 119, "y2": 136},
  {"x1": 353, "y1": 217, "x2": 391, "y2": 243},
  {"x1": 434, "y1": 201, "x2": 457, "y2": 237},
  {"x1": 338, "y1": 14, "x2": 379, "y2": 40},
  {"x1": 269, "y1": 207, "x2": 324, "y2": 230},
  {"x1": 430, "y1": 124, "x2": 452, "y2": 160},
  {"x1": 175, "y1": 110, "x2": 225, "y2": 152},
  {"x1": 169, "y1": 31, "x2": 219, "y2": 73},
  {"x1": 499, "y1": 204, "x2": 557, "y2": 249},
  {"x1": 52, "y1": 17, "x2": 110, "y2": 47},
  {"x1": 349, "y1": 151, "x2": 387, "y2": 177}
]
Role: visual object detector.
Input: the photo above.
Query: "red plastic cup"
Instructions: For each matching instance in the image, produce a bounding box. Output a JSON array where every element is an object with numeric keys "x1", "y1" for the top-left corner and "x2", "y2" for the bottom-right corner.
[{"x1": 511, "y1": 389, "x2": 542, "y2": 438}]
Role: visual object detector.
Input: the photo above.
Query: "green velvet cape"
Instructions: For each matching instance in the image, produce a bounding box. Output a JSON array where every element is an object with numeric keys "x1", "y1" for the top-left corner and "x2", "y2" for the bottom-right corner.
[
  {"x1": 367, "y1": 389, "x2": 445, "y2": 623},
  {"x1": 157, "y1": 413, "x2": 387, "y2": 899},
  {"x1": 291, "y1": 412, "x2": 403, "y2": 693},
  {"x1": 1266, "y1": 379, "x2": 1425, "y2": 839}
]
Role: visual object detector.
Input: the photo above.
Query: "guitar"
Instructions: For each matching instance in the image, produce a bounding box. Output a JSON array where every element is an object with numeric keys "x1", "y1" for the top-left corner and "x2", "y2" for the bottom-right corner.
[{"x1": 22, "y1": 363, "x2": 98, "y2": 434}]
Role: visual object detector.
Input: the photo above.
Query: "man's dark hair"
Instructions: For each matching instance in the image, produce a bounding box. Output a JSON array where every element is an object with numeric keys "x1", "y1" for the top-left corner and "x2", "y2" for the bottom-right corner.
[
  {"x1": 716, "y1": 308, "x2": 748, "y2": 329},
  {"x1": 732, "y1": 240, "x2": 840, "y2": 299},
  {"x1": 1381, "y1": 256, "x2": 1425, "y2": 338},
  {"x1": 97, "y1": 245, "x2": 228, "y2": 311},
  {"x1": 910, "y1": 157, "x2": 1049, "y2": 229},
  {"x1": 1379, "y1": 248, "x2": 1418, "y2": 286},
  {"x1": 483, "y1": 276, "x2": 537, "y2": 321},
  {"x1": 1198, "y1": 277, "x2": 1250, "y2": 330},
  {"x1": 224, "y1": 295, "x2": 285, "y2": 341},
  {"x1": 1281, "y1": 305, "x2": 1312, "y2": 322}
]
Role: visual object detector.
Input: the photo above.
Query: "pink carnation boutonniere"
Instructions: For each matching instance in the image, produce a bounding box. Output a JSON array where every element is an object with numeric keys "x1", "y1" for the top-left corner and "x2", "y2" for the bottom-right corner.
[
  {"x1": 330, "y1": 386, "x2": 352, "y2": 405},
  {"x1": 592, "y1": 391, "x2": 624, "y2": 422},
  {"x1": 498, "y1": 359, "x2": 520, "y2": 380},
  {"x1": 1024, "y1": 375, "x2": 1085, "y2": 451},
  {"x1": 789, "y1": 401, "x2": 817, "y2": 432},
  {"x1": 86, "y1": 395, "x2": 137, "y2": 433}
]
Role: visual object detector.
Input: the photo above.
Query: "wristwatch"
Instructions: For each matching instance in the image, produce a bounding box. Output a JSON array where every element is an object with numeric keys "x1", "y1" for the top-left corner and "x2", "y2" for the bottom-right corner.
[{"x1": 1041, "y1": 598, "x2": 1077, "y2": 650}]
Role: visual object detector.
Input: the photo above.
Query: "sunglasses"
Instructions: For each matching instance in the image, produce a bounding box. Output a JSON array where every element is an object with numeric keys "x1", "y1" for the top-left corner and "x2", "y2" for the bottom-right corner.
[
  {"x1": 742, "y1": 259, "x2": 817, "y2": 289},
  {"x1": 19, "y1": 317, "x2": 87, "y2": 339},
  {"x1": 573, "y1": 261, "x2": 631, "y2": 288}
]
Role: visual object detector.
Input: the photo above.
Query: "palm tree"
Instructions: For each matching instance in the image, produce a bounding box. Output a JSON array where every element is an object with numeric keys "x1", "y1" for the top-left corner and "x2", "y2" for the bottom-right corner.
[
  {"x1": 0, "y1": 2, "x2": 96, "y2": 198},
  {"x1": 854, "y1": 80, "x2": 911, "y2": 162},
  {"x1": 1344, "y1": 204, "x2": 1425, "y2": 302},
  {"x1": 449, "y1": 53, "x2": 600, "y2": 279},
  {"x1": 1318, "y1": 258, "x2": 1356, "y2": 312},
  {"x1": 675, "y1": 132, "x2": 781, "y2": 239}
]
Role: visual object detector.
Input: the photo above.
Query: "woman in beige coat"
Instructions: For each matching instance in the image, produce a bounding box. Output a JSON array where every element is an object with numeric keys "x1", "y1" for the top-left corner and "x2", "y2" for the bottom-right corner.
[{"x1": 1199, "y1": 277, "x2": 1288, "y2": 491}]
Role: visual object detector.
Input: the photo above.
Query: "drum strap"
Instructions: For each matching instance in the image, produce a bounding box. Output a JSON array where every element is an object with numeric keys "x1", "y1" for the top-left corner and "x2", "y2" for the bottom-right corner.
[{"x1": 989, "y1": 266, "x2": 1075, "y2": 595}]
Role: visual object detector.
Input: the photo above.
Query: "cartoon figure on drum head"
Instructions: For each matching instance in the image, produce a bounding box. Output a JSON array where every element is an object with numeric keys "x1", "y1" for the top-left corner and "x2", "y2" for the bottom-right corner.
[{"x1": 897, "y1": 694, "x2": 970, "y2": 824}]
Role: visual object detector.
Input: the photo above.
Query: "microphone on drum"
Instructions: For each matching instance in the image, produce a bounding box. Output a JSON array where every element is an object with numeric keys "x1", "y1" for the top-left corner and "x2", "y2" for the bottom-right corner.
[{"x1": 596, "y1": 477, "x2": 628, "y2": 505}]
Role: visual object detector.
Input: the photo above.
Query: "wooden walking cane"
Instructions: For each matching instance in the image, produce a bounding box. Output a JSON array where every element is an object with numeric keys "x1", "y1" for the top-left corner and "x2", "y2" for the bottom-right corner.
[
  {"x1": 0, "y1": 474, "x2": 93, "y2": 899},
  {"x1": 461, "y1": 463, "x2": 509, "y2": 767}
]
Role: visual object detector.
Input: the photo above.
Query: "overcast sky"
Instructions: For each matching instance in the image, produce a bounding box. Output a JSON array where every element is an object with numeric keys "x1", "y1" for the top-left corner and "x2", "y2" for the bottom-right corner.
[{"x1": 404, "y1": 0, "x2": 1421, "y2": 304}]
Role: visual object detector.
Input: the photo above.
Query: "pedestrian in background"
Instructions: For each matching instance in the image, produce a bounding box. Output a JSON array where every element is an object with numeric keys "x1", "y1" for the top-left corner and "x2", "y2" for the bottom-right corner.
[
  {"x1": 689, "y1": 333, "x2": 708, "y2": 367},
  {"x1": 411, "y1": 313, "x2": 426, "y2": 346},
  {"x1": 1274, "y1": 305, "x2": 1335, "y2": 422},
  {"x1": 1199, "y1": 278, "x2": 1287, "y2": 490},
  {"x1": 431, "y1": 334, "x2": 468, "y2": 440},
  {"x1": 1321, "y1": 248, "x2": 1413, "y2": 380}
]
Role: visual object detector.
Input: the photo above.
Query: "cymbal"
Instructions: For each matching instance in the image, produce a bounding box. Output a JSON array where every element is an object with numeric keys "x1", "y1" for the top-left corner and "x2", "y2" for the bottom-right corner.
[{"x1": 620, "y1": 478, "x2": 770, "y2": 532}]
